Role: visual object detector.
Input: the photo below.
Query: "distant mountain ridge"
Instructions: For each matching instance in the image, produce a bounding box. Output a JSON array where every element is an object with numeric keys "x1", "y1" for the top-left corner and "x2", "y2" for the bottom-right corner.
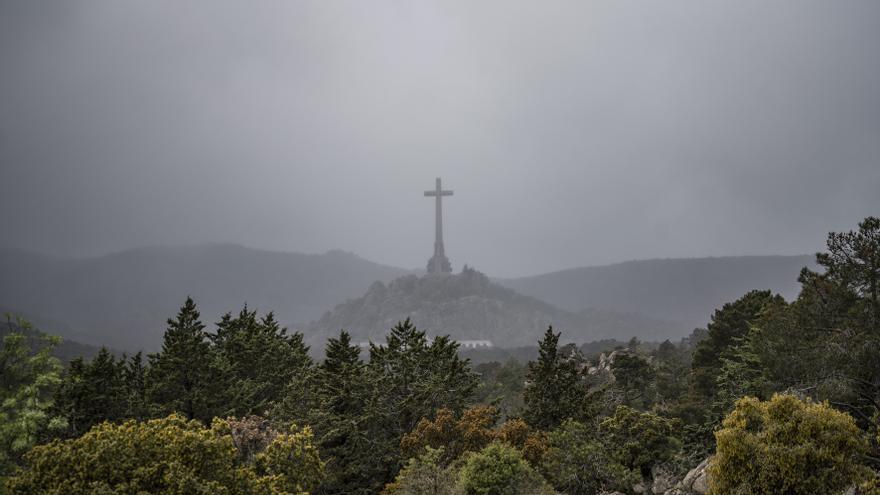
[
  {"x1": 497, "y1": 255, "x2": 815, "y2": 327},
  {"x1": 0, "y1": 246, "x2": 815, "y2": 352},
  {"x1": 306, "y1": 268, "x2": 687, "y2": 348},
  {"x1": 0, "y1": 244, "x2": 411, "y2": 351}
]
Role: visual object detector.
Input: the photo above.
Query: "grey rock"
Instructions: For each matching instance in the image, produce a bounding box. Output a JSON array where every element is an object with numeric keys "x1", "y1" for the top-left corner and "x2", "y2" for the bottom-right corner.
[
  {"x1": 651, "y1": 470, "x2": 674, "y2": 494},
  {"x1": 679, "y1": 457, "x2": 711, "y2": 495}
]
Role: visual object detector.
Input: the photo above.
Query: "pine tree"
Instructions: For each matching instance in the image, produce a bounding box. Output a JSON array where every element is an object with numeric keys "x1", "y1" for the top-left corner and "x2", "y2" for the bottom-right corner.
[
  {"x1": 690, "y1": 290, "x2": 782, "y2": 400},
  {"x1": 0, "y1": 316, "x2": 67, "y2": 475},
  {"x1": 369, "y1": 318, "x2": 477, "y2": 437},
  {"x1": 212, "y1": 306, "x2": 312, "y2": 417},
  {"x1": 308, "y1": 330, "x2": 379, "y2": 494},
  {"x1": 54, "y1": 347, "x2": 127, "y2": 437},
  {"x1": 816, "y1": 216, "x2": 880, "y2": 316},
  {"x1": 318, "y1": 331, "x2": 362, "y2": 416},
  {"x1": 523, "y1": 327, "x2": 583, "y2": 429},
  {"x1": 331, "y1": 319, "x2": 480, "y2": 493},
  {"x1": 322, "y1": 331, "x2": 360, "y2": 375},
  {"x1": 146, "y1": 297, "x2": 223, "y2": 422},
  {"x1": 123, "y1": 352, "x2": 148, "y2": 420}
]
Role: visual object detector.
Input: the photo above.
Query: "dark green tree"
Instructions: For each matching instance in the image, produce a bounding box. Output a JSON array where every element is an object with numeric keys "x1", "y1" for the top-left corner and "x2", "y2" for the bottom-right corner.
[
  {"x1": 523, "y1": 327, "x2": 583, "y2": 429},
  {"x1": 600, "y1": 405, "x2": 680, "y2": 478},
  {"x1": 146, "y1": 297, "x2": 224, "y2": 422},
  {"x1": 743, "y1": 217, "x2": 880, "y2": 428},
  {"x1": 0, "y1": 317, "x2": 66, "y2": 476},
  {"x1": 53, "y1": 347, "x2": 127, "y2": 437},
  {"x1": 359, "y1": 319, "x2": 478, "y2": 492},
  {"x1": 653, "y1": 340, "x2": 690, "y2": 408},
  {"x1": 317, "y1": 330, "x2": 362, "y2": 417},
  {"x1": 473, "y1": 359, "x2": 526, "y2": 419},
  {"x1": 212, "y1": 306, "x2": 312, "y2": 417},
  {"x1": 540, "y1": 420, "x2": 637, "y2": 495},
  {"x1": 611, "y1": 351, "x2": 656, "y2": 409},
  {"x1": 307, "y1": 330, "x2": 381, "y2": 494},
  {"x1": 816, "y1": 216, "x2": 880, "y2": 318},
  {"x1": 369, "y1": 319, "x2": 477, "y2": 437},
  {"x1": 123, "y1": 352, "x2": 149, "y2": 421},
  {"x1": 691, "y1": 290, "x2": 783, "y2": 400}
]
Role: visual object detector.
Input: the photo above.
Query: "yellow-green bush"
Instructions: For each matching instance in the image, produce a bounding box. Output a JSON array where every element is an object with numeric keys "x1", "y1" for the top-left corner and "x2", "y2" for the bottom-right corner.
[
  {"x1": 4, "y1": 414, "x2": 323, "y2": 495},
  {"x1": 709, "y1": 393, "x2": 871, "y2": 494},
  {"x1": 382, "y1": 447, "x2": 458, "y2": 495},
  {"x1": 458, "y1": 442, "x2": 552, "y2": 495},
  {"x1": 600, "y1": 405, "x2": 680, "y2": 477}
]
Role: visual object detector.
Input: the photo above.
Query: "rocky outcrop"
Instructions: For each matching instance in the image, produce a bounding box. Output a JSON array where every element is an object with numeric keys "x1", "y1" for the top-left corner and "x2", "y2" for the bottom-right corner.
[
  {"x1": 659, "y1": 457, "x2": 711, "y2": 495},
  {"x1": 306, "y1": 268, "x2": 684, "y2": 349},
  {"x1": 650, "y1": 468, "x2": 675, "y2": 494}
]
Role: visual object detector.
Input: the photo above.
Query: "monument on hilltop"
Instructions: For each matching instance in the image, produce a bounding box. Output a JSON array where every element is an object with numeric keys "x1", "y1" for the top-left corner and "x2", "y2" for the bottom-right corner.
[{"x1": 424, "y1": 177, "x2": 453, "y2": 274}]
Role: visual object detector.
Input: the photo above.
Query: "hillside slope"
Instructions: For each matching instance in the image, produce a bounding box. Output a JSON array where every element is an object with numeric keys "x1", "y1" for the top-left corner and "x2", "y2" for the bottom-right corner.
[
  {"x1": 0, "y1": 245, "x2": 410, "y2": 351},
  {"x1": 497, "y1": 255, "x2": 815, "y2": 327},
  {"x1": 306, "y1": 268, "x2": 686, "y2": 348}
]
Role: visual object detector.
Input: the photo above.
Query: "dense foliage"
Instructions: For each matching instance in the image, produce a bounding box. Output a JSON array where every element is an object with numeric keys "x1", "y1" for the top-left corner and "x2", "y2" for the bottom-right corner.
[
  {"x1": 0, "y1": 317, "x2": 66, "y2": 477},
  {"x1": 1, "y1": 216, "x2": 879, "y2": 494},
  {"x1": 5, "y1": 415, "x2": 323, "y2": 495},
  {"x1": 457, "y1": 442, "x2": 551, "y2": 495},
  {"x1": 709, "y1": 394, "x2": 871, "y2": 494}
]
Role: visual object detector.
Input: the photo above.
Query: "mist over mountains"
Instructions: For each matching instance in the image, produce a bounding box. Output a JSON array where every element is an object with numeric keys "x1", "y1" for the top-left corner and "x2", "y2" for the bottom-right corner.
[
  {"x1": 498, "y1": 255, "x2": 816, "y2": 327},
  {"x1": 0, "y1": 244, "x2": 814, "y2": 352},
  {"x1": 0, "y1": 244, "x2": 409, "y2": 350}
]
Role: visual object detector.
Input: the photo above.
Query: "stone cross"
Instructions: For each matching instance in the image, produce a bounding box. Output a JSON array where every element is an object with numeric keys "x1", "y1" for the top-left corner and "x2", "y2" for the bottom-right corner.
[{"x1": 424, "y1": 177, "x2": 453, "y2": 274}]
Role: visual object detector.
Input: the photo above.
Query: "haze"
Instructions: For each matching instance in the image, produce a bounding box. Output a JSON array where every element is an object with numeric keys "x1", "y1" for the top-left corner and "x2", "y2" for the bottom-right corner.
[{"x1": 2, "y1": 1, "x2": 878, "y2": 277}]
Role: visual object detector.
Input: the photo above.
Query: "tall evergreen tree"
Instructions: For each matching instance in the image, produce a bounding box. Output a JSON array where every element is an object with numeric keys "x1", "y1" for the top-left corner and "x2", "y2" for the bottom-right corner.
[
  {"x1": 690, "y1": 290, "x2": 782, "y2": 400},
  {"x1": 212, "y1": 306, "x2": 312, "y2": 417},
  {"x1": 744, "y1": 217, "x2": 880, "y2": 427},
  {"x1": 147, "y1": 297, "x2": 223, "y2": 422},
  {"x1": 369, "y1": 319, "x2": 477, "y2": 437},
  {"x1": 53, "y1": 347, "x2": 127, "y2": 437},
  {"x1": 348, "y1": 319, "x2": 479, "y2": 492},
  {"x1": 523, "y1": 327, "x2": 583, "y2": 429},
  {"x1": 123, "y1": 352, "x2": 149, "y2": 421},
  {"x1": 816, "y1": 216, "x2": 880, "y2": 319},
  {"x1": 308, "y1": 330, "x2": 381, "y2": 495},
  {"x1": 0, "y1": 317, "x2": 66, "y2": 475},
  {"x1": 318, "y1": 330, "x2": 362, "y2": 416}
]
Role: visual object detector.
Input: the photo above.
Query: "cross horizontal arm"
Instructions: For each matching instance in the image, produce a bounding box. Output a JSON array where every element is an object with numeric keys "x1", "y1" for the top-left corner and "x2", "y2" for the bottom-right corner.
[{"x1": 425, "y1": 191, "x2": 454, "y2": 196}]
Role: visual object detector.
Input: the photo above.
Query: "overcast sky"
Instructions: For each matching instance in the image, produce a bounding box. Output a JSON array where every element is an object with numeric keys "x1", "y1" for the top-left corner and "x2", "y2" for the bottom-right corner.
[{"x1": 1, "y1": 1, "x2": 878, "y2": 277}]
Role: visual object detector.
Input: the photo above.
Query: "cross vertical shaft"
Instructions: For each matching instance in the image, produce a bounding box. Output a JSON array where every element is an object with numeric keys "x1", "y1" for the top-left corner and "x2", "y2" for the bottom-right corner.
[{"x1": 424, "y1": 177, "x2": 453, "y2": 274}]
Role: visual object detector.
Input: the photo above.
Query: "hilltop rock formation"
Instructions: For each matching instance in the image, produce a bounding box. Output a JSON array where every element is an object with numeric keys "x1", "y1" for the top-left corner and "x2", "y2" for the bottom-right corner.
[{"x1": 306, "y1": 267, "x2": 683, "y2": 348}]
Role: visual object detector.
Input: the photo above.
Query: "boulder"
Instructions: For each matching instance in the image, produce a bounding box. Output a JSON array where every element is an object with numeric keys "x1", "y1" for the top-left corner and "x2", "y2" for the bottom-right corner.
[
  {"x1": 678, "y1": 457, "x2": 711, "y2": 495},
  {"x1": 651, "y1": 469, "x2": 674, "y2": 494}
]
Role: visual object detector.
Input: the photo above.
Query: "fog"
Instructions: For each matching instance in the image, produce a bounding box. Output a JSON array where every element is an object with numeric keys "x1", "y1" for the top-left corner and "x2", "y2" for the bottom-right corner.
[{"x1": 1, "y1": 0, "x2": 878, "y2": 277}]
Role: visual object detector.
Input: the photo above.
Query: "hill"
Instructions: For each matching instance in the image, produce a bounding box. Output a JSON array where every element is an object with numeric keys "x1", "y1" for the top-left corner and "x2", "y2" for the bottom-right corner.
[
  {"x1": 497, "y1": 255, "x2": 815, "y2": 328},
  {"x1": 305, "y1": 268, "x2": 686, "y2": 348},
  {"x1": 0, "y1": 244, "x2": 410, "y2": 351}
]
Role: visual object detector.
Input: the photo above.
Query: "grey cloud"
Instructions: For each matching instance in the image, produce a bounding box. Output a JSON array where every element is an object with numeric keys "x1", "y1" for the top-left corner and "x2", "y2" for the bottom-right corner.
[{"x1": 1, "y1": 0, "x2": 878, "y2": 276}]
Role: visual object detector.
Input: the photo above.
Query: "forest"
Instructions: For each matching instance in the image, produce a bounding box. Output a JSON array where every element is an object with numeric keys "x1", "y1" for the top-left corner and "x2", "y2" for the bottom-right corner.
[{"x1": 1, "y1": 217, "x2": 879, "y2": 494}]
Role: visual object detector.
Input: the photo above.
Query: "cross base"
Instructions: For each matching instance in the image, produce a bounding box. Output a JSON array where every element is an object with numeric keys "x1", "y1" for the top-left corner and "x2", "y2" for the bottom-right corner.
[{"x1": 426, "y1": 254, "x2": 452, "y2": 274}]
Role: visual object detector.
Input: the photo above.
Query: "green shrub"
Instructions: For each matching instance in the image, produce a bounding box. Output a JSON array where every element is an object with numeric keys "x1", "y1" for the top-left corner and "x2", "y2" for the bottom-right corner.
[
  {"x1": 541, "y1": 420, "x2": 637, "y2": 495},
  {"x1": 458, "y1": 442, "x2": 551, "y2": 495},
  {"x1": 5, "y1": 414, "x2": 323, "y2": 495},
  {"x1": 600, "y1": 405, "x2": 680, "y2": 477},
  {"x1": 383, "y1": 447, "x2": 458, "y2": 495},
  {"x1": 709, "y1": 394, "x2": 871, "y2": 494}
]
